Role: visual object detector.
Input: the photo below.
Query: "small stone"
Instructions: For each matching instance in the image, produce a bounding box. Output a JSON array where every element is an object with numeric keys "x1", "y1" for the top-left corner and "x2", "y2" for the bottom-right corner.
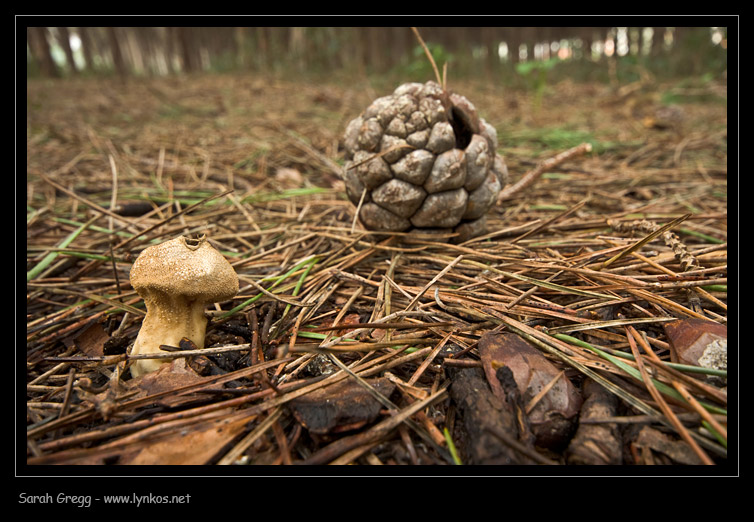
[{"x1": 698, "y1": 338, "x2": 727, "y2": 373}]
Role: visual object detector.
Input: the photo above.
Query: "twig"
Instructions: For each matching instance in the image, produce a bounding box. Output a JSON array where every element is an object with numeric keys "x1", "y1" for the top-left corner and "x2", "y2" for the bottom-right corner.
[
  {"x1": 411, "y1": 27, "x2": 442, "y2": 86},
  {"x1": 497, "y1": 142, "x2": 592, "y2": 202}
]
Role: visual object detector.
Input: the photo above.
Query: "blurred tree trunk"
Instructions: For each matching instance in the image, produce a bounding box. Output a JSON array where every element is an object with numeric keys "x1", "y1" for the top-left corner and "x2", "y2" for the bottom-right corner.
[
  {"x1": 56, "y1": 27, "x2": 78, "y2": 75},
  {"x1": 28, "y1": 27, "x2": 60, "y2": 77},
  {"x1": 578, "y1": 27, "x2": 594, "y2": 60},
  {"x1": 366, "y1": 27, "x2": 386, "y2": 72},
  {"x1": 107, "y1": 27, "x2": 127, "y2": 77},
  {"x1": 672, "y1": 27, "x2": 707, "y2": 75},
  {"x1": 651, "y1": 27, "x2": 666, "y2": 55},
  {"x1": 256, "y1": 27, "x2": 269, "y2": 70},
  {"x1": 164, "y1": 27, "x2": 176, "y2": 74},
  {"x1": 289, "y1": 27, "x2": 305, "y2": 71},
  {"x1": 234, "y1": 27, "x2": 247, "y2": 70},
  {"x1": 342, "y1": 27, "x2": 365, "y2": 76},
  {"x1": 139, "y1": 27, "x2": 165, "y2": 76},
  {"x1": 391, "y1": 27, "x2": 409, "y2": 69},
  {"x1": 78, "y1": 27, "x2": 94, "y2": 72},
  {"x1": 123, "y1": 28, "x2": 145, "y2": 75},
  {"x1": 502, "y1": 27, "x2": 520, "y2": 63},
  {"x1": 481, "y1": 27, "x2": 499, "y2": 76},
  {"x1": 177, "y1": 27, "x2": 197, "y2": 73}
]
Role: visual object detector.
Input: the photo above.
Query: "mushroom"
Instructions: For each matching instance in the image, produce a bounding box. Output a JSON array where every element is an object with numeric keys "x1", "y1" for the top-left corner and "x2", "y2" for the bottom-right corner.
[{"x1": 128, "y1": 235, "x2": 239, "y2": 377}]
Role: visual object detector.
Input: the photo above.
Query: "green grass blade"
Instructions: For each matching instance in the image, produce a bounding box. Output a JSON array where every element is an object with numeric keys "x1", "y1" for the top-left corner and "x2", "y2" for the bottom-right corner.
[
  {"x1": 443, "y1": 427, "x2": 462, "y2": 465},
  {"x1": 283, "y1": 257, "x2": 318, "y2": 317},
  {"x1": 552, "y1": 333, "x2": 727, "y2": 415},
  {"x1": 220, "y1": 255, "x2": 320, "y2": 319},
  {"x1": 27, "y1": 216, "x2": 98, "y2": 281}
]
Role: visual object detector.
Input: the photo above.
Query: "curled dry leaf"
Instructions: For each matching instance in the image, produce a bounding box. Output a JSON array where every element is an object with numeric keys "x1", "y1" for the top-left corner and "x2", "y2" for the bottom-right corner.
[
  {"x1": 289, "y1": 377, "x2": 395, "y2": 435},
  {"x1": 136, "y1": 358, "x2": 210, "y2": 398},
  {"x1": 71, "y1": 321, "x2": 110, "y2": 358},
  {"x1": 629, "y1": 425, "x2": 704, "y2": 465},
  {"x1": 663, "y1": 319, "x2": 727, "y2": 374},
  {"x1": 479, "y1": 332, "x2": 582, "y2": 449},
  {"x1": 122, "y1": 413, "x2": 252, "y2": 465}
]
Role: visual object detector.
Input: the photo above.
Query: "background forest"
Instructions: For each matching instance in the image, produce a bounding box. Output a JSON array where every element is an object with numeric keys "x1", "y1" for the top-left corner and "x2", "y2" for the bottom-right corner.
[{"x1": 27, "y1": 26, "x2": 727, "y2": 84}]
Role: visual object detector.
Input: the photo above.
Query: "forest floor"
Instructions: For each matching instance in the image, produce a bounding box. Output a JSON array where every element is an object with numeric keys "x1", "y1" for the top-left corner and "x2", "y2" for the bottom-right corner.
[{"x1": 25, "y1": 71, "x2": 729, "y2": 470}]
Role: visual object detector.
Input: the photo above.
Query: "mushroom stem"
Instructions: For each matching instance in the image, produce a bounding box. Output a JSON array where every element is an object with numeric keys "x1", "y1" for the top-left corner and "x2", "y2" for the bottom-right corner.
[
  {"x1": 128, "y1": 235, "x2": 239, "y2": 378},
  {"x1": 129, "y1": 294, "x2": 209, "y2": 377}
]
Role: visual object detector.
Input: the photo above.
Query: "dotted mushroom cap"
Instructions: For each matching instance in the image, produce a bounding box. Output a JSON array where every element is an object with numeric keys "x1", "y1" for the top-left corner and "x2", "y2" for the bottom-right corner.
[
  {"x1": 343, "y1": 81, "x2": 508, "y2": 242},
  {"x1": 130, "y1": 235, "x2": 239, "y2": 303}
]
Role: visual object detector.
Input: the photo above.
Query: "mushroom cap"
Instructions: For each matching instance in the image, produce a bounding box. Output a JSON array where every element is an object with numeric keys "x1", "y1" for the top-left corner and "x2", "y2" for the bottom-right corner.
[{"x1": 130, "y1": 235, "x2": 238, "y2": 303}]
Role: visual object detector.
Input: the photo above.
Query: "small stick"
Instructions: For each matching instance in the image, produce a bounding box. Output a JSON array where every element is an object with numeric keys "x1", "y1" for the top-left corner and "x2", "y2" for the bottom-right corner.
[
  {"x1": 404, "y1": 254, "x2": 464, "y2": 312},
  {"x1": 411, "y1": 27, "x2": 442, "y2": 86},
  {"x1": 351, "y1": 187, "x2": 367, "y2": 234},
  {"x1": 497, "y1": 142, "x2": 592, "y2": 202},
  {"x1": 308, "y1": 321, "x2": 454, "y2": 332}
]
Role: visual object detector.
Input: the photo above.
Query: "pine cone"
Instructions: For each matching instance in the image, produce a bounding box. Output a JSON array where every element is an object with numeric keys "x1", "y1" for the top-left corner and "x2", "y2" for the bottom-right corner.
[{"x1": 343, "y1": 81, "x2": 508, "y2": 242}]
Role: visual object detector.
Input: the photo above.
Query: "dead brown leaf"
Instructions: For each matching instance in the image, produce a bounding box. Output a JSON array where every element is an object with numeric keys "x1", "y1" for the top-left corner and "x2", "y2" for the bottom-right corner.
[
  {"x1": 479, "y1": 332, "x2": 582, "y2": 449},
  {"x1": 289, "y1": 377, "x2": 395, "y2": 435}
]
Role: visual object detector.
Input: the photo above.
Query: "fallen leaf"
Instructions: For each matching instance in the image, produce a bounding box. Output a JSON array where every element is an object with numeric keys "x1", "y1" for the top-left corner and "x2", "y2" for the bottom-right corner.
[
  {"x1": 664, "y1": 319, "x2": 727, "y2": 369},
  {"x1": 123, "y1": 413, "x2": 251, "y2": 465},
  {"x1": 72, "y1": 321, "x2": 110, "y2": 357},
  {"x1": 631, "y1": 425, "x2": 703, "y2": 465},
  {"x1": 479, "y1": 332, "x2": 582, "y2": 449},
  {"x1": 290, "y1": 377, "x2": 395, "y2": 435}
]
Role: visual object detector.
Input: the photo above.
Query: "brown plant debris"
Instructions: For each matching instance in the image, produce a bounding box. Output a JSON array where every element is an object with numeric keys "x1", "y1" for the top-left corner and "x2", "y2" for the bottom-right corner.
[{"x1": 26, "y1": 74, "x2": 728, "y2": 467}]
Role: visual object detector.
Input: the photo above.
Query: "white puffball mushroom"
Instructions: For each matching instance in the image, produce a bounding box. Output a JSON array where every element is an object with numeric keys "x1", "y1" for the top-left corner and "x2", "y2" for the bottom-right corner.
[{"x1": 128, "y1": 235, "x2": 239, "y2": 378}]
